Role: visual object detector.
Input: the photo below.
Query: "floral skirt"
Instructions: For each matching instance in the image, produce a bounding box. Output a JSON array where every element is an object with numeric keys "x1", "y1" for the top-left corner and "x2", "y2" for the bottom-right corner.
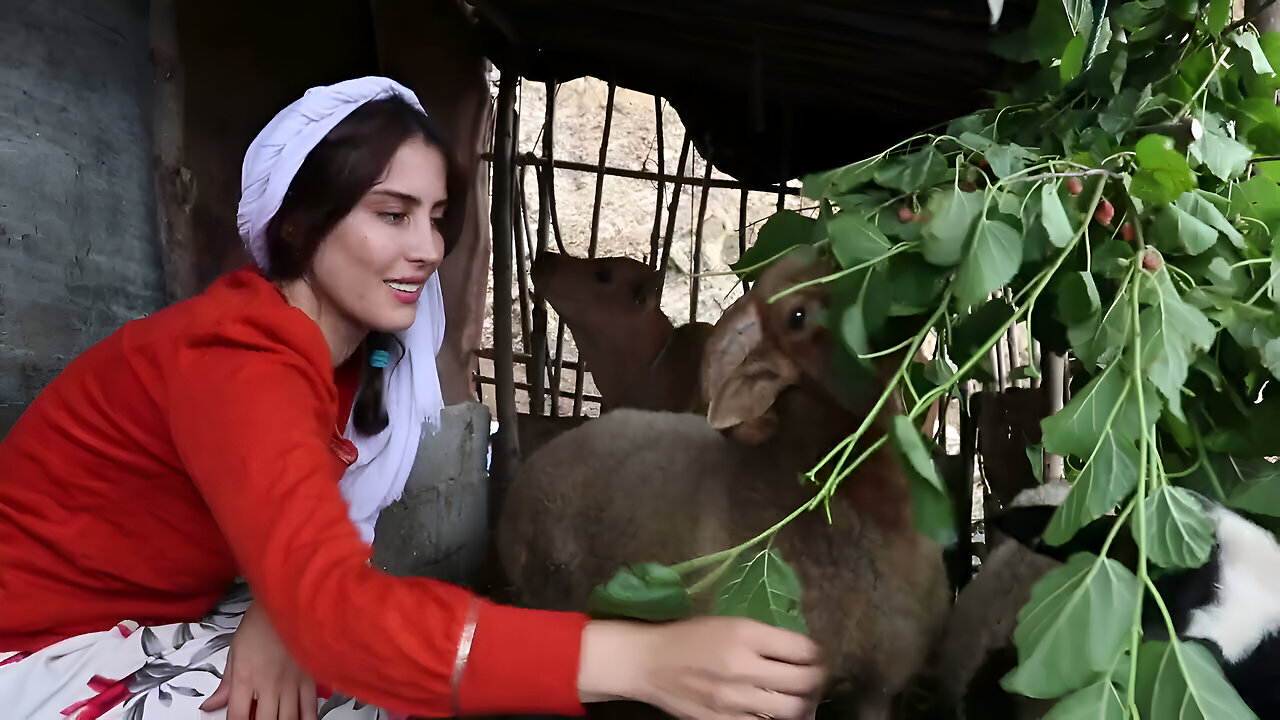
[{"x1": 0, "y1": 583, "x2": 403, "y2": 720}]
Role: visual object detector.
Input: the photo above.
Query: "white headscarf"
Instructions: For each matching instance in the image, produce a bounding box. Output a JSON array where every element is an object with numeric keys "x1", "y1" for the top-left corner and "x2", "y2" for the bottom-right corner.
[{"x1": 237, "y1": 76, "x2": 447, "y2": 545}]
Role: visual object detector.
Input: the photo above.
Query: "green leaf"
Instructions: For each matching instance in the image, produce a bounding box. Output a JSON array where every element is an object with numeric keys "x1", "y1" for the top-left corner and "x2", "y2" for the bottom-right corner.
[
  {"x1": 1140, "y1": 486, "x2": 1216, "y2": 569},
  {"x1": 1043, "y1": 430, "x2": 1141, "y2": 546},
  {"x1": 1135, "y1": 641, "x2": 1259, "y2": 720},
  {"x1": 1070, "y1": 286, "x2": 1134, "y2": 368},
  {"x1": 921, "y1": 188, "x2": 984, "y2": 266},
  {"x1": 1263, "y1": 337, "x2": 1280, "y2": 379},
  {"x1": 1011, "y1": 364, "x2": 1043, "y2": 381},
  {"x1": 1099, "y1": 88, "x2": 1141, "y2": 136},
  {"x1": 1043, "y1": 679, "x2": 1125, "y2": 720},
  {"x1": 889, "y1": 415, "x2": 957, "y2": 546},
  {"x1": 1001, "y1": 553, "x2": 1139, "y2": 699},
  {"x1": 986, "y1": 143, "x2": 1034, "y2": 178},
  {"x1": 840, "y1": 302, "x2": 870, "y2": 358},
  {"x1": 1061, "y1": 0, "x2": 1091, "y2": 35},
  {"x1": 1060, "y1": 33, "x2": 1088, "y2": 83},
  {"x1": 1229, "y1": 176, "x2": 1280, "y2": 235},
  {"x1": 1206, "y1": 0, "x2": 1231, "y2": 33},
  {"x1": 886, "y1": 254, "x2": 949, "y2": 316},
  {"x1": 1181, "y1": 191, "x2": 1246, "y2": 249},
  {"x1": 1042, "y1": 182, "x2": 1077, "y2": 248},
  {"x1": 1232, "y1": 31, "x2": 1274, "y2": 75},
  {"x1": 1139, "y1": 269, "x2": 1219, "y2": 420},
  {"x1": 954, "y1": 219, "x2": 1023, "y2": 309},
  {"x1": 1226, "y1": 456, "x2": 1280, "y2": 515},
  {"x1": 1131, "y1": 134, "x2": 1197, "y2": 205},
  {"x1": 714, "y1": 548, "x2": 809, "y2": 634},
  {"x1": 589, "y1": 563, "x2": 694, "y2": 622},
  {"x1": 874, "y1": 147, "x2": 951, "y2": 193},
  {"x1": 1152, "y1": 203, "x2": 1219, "y2": 256},
  {"x1": 828, "y1": 212, "x2": 892, "y2": 269},
  {"x1": 800, "y1": 157, "x2": 879, "y2": 200},
  {"x1": 1190, "y1": 114, "x2": 1254, "y2": 181},
  {"x1": 732, "y1": 211, "x2": 817, "y2": 280},
  {"x1": 1042, "y1": 367, "x2": 1129, "y2": 458},
  {"x1": 1060, "y1": 271, "x2": 1102, "y2": 326},
  {"x1": 952, "y1": 298, "x2": 1016, "y2": 368},
  {"x1": 1027, "y1": 443, "x2": 1045, "y2": 484}
]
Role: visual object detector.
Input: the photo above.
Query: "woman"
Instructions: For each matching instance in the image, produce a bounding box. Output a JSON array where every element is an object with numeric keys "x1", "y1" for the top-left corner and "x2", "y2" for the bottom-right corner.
[{"x1": 0, "y1": 77, "x2": 825, "y2": 720}]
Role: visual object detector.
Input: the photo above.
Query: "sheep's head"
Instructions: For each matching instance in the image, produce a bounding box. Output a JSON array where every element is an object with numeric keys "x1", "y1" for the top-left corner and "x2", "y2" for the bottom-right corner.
[
  {"x1": 701, "y1": 247, "x2": 850, "y2": 444},
  {"x1": 531, "y1": 252, "x2": 664, "y2": 327}
]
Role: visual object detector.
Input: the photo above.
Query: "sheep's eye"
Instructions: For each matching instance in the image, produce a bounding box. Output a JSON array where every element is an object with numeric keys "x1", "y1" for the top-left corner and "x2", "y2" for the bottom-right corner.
[
  {"x1": 595, "y1": 268, "x2": 612, "y2": 283},
  {"x1": 788, "y1": 307, "x2": 806, "y2": 331}
]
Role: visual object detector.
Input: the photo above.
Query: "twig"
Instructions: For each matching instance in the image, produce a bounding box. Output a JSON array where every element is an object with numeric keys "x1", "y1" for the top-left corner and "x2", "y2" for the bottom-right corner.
[
  {"x1": 1225, "y1": 0, "x2": 1280, "y2": 34},
  {"x1": 1007, "y1": 168, "x2": 1123, "y2": 184}
]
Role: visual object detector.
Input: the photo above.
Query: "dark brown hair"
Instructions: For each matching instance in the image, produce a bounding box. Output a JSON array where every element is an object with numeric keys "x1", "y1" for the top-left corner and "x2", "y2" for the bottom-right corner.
[{"x1": 264, "y1": 96, "x2": 460, "y2": 436}]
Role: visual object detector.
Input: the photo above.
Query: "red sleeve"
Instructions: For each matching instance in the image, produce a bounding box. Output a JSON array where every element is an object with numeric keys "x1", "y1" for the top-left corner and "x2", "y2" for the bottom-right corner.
[{"x1": 166, "y1": 323, "x2": 588, "y2": 717}]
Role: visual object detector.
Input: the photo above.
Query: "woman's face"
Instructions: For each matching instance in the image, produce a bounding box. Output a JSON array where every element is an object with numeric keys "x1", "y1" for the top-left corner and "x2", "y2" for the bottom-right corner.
[{"x1": 308, "y1": 136, "x2": 448, "y2": 335}]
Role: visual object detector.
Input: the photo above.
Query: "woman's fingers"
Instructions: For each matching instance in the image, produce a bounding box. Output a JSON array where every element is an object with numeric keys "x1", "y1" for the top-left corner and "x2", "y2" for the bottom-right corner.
[
  {"x1": 732, "y1": 657, "x2": 825, "y2": 700},
  {"x1": 300, "y1": 677, "x2": 319, "y2": 720},
  {"x1": 735, "y1": 620, "x2": 822, "y2": 666},
  {"x1": 227, "y1": 681, "x2": 255, "y2": 720}
]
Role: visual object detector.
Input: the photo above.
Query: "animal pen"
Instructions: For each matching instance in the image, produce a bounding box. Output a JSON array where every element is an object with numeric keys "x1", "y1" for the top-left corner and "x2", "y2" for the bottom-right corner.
[{"x1": 468, "y1": 1, "x2": 1057, "y2": 583}]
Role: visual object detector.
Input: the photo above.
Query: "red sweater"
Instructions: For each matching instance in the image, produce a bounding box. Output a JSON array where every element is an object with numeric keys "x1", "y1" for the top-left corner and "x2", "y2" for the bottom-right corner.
[{"x1": 0, "y1": 267, "x2": 588, "y2": 716}]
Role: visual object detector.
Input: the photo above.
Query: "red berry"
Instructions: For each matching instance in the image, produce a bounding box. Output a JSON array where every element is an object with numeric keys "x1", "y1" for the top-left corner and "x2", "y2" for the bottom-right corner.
[
  {"x1": 1066, "y1": 177, "x2": 1084, "y2": 196},
  {"x1": 1095, "y1": 198, "x2": 1115, "y2": 227},
  {"x1": 1142, "y1": 251, "x2": 1162, "y2": 271},
  {"x1": 977, "y1": 158, "x2": 990, "y2": 169},
  {"x1": 898, "y1": 205, "x2": 915, "y2": 223},
  {"x1": 1121, "y1": 222, "x2": 1136, "y2": 243}
]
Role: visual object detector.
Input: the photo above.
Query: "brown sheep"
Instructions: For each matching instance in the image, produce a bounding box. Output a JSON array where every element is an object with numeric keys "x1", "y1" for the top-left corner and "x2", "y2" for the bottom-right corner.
[
  {"x1": 532, "y1": 252, "x2": 714, "y2": 414},
  {"x1": 499, "y1": 249, "x2": 950, "y2": 719}
]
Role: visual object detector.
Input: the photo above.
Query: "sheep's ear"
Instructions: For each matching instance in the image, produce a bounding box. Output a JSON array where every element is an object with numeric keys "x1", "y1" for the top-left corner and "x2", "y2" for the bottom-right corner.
[
  {"x1": 705, "y1": 352, "x2": 797, "y2": 431},
  {"x1": 702, "y1": 296, "x2": 762, "y2": 406}
]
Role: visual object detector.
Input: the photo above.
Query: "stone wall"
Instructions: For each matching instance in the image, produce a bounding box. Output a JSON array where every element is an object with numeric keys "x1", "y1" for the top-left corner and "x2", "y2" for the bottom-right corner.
[{"x1": 0, "y1": 0, "x2": 166, "y2": 412}]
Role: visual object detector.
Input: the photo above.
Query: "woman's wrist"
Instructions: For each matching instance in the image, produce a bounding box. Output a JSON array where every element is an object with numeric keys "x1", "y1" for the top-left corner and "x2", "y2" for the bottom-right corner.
[{"x1": 577, "y1": 620, "x2": 652, "y2": 705}]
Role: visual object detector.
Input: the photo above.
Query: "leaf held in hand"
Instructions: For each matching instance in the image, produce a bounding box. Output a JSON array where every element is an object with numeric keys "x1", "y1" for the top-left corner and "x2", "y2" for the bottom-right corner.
[
  {"x1": 714, "y1": 548, "x2": 808, "y2": 634},
  {"x1": 589, "y1": 563, "x2": 694, "y2": 622}
]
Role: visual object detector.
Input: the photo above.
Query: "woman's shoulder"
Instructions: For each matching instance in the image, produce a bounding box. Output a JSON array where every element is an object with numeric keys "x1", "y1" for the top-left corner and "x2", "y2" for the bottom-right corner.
[
  {"x1": 116, "y1": 266, "x2": 335, "y2": 403},
  {"x1": 132, "y1": 266, "x2": 327, "y2": 363}
]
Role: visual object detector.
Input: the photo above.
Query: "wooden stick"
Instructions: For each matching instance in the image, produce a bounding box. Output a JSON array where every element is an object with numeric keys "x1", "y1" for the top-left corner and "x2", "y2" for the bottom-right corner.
[
  {"x1": 739, "y1": 187, "x2": 751, "y2": 292},
  {"x1": 649, "y1": 96, "x2": 665, "y2": 271},
  {"x1": 490, "y1": 75, "x2": 521, "y2": 481},
  {"x1": 657, "y1": 137, "x2": 692, "y2": 305},
  {"x1": 691, "y1": 158, "x2": 714, "y2": 325},
  {"x1": 530, "y1": 82, "x2": 554, "y2": 416},
  {"x1": 481, "y1": 152, "x2": 799, "y2": 195}
]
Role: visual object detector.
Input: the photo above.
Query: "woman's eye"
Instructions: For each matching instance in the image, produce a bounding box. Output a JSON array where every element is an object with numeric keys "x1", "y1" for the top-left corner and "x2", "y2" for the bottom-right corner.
[{"x1": 379, "y1": 212, "x2": 408, "y2": 225}]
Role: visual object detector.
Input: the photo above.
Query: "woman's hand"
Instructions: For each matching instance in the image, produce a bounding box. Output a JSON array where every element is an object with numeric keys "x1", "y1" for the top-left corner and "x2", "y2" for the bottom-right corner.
[
  {"x1": 200, "y1": 602, "x2": 318, "y2": 720},
  {"x1": 578, "y1": 616, "x2": 825, "y2": 720}
]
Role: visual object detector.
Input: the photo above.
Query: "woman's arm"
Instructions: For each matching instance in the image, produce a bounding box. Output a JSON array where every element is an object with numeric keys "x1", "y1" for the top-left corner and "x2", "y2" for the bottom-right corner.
[
  {"x1": 168, "y1": 340, "x2": 588, "y2": 717},
  {"x1": 168, "y1": 331, "x2": 824, "y2": 719}
]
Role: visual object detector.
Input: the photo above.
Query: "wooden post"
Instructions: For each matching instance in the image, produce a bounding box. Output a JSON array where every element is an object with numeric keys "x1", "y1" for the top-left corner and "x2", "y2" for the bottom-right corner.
[
  {"x1": 530, "y1": 81, "x2": 555, "y2": 416},
  {"x1": 1042, "y1": 351, "x2": 1067, "y2": 485},
  {"x1": 149, "y1": 0, "x2": 197, "y2": 303},
  {"x1": 490, "y1": 75, "x2": 520, "y2": 492},
  {"x1": 690, "y1": 159, "x2": 714, "y2": 325},
  {"x1": 739, "y1": 187, "x2": 751, "y2": 292},
  {"x1": 657, "y1": 137, "x2": 692, "y2": 305},
  {"x1": 571, "y1": 82, "x2": 616, "y2": 416},
  {"x1": 649, "y1": 96, "x2": 665, "y2": 270}
]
